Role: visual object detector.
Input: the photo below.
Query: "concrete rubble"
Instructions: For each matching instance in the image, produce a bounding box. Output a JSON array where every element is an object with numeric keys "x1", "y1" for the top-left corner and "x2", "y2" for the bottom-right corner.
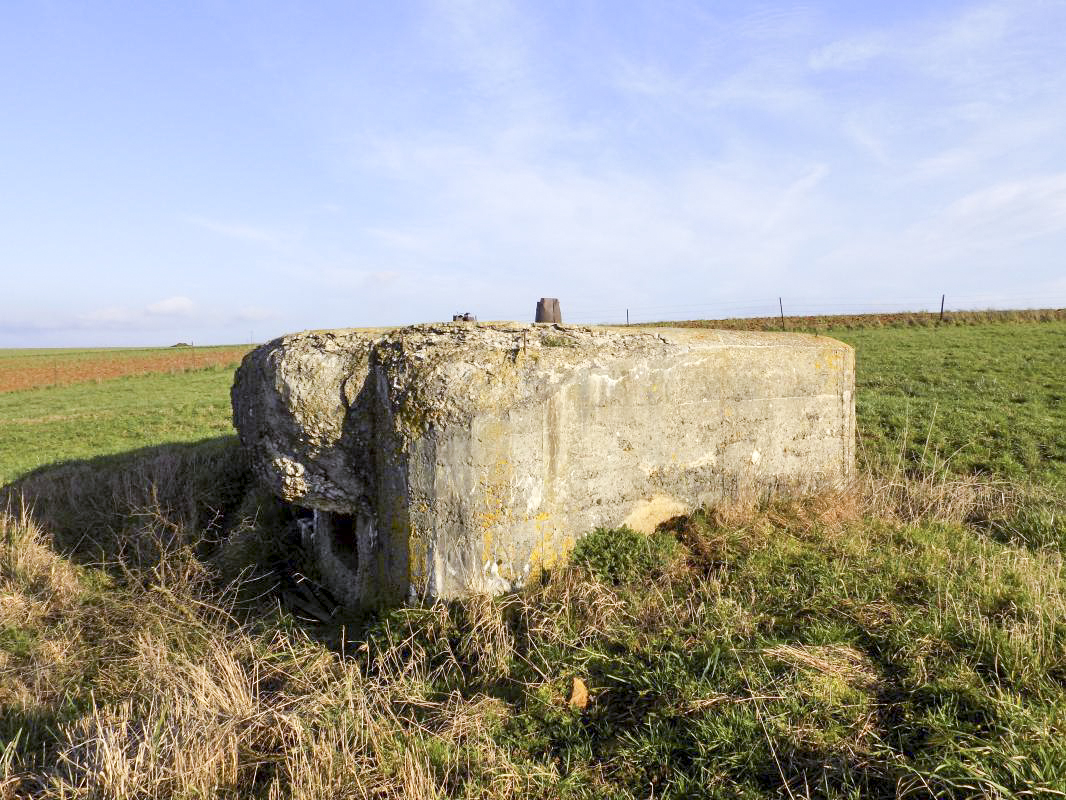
[{"x1": 231, "y1": 323, "x2": 854, "y2": 606}]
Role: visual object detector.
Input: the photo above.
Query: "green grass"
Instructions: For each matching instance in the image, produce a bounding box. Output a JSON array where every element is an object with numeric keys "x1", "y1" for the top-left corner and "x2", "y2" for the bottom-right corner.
[
  {"x1": 1, "y1": 319, "x2": 1065, "y2": 798},
  {"x1": 826, "y1": 322, "x2": 1066, "y2": 487},
  {"x1": 0, "y1": 365, "x2": 238, "y2": 485},
  {"x1": 486, "y1": 511, "x2": 1066, "y2": 796}
]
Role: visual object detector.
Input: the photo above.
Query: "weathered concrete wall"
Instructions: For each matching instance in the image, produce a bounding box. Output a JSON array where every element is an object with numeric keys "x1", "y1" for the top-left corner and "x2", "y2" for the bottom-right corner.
[{"x1": 232, "y1": 323, "x2": 854, "y2": 606}]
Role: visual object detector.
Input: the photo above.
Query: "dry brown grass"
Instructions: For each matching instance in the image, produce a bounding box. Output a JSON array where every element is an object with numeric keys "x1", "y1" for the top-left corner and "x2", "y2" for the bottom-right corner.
[
  {"x1": 4, "y1": 474, "x2": 1065, "y2": 798},
  {"x1": 693, "y1": 432, "x2": 1022, "y2": 539},
  {"x1": 762, "y1": 644, "x2": 880, "y2": 691},
  {"x1": 1, "y1": 490, "x2": 567, "y2": 798},
  {"x1": 0, "y1": 501, "x2": 821, "y2": 798},
  {"x1": 2, "y1": 439, "x2": 253, "y2": 574}
]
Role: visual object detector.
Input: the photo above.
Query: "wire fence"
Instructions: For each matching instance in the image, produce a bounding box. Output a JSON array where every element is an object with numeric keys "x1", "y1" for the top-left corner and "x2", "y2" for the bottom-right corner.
[{"x1": 466, "y1": 292, "x2": 1066, "y2": 326}]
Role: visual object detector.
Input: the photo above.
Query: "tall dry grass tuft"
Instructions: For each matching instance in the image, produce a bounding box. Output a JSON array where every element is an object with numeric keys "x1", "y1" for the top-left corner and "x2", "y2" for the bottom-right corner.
[
  {"x1": 856, "y1": 467, "x2": 1015, "y2": 526},
  {"x1": 4, "y1": 495, "x2": 549, "y2": 800},
  {"x1": 1, "y1": 501, "x2": 84, "y2": 605},
  {"x1": 684, "y1": 469, "x2": 1019, "y2": 549},
  {"x1": 687, "y1": 432, "x2": 1019, "y2": 537},
  {"x1": 456, "y1": 593, "x2": 515, "y2": 685},
  {"x1": 1, "y1": 504, "x2": 92, "y2": 734},
  {"x1": 853, "y1": 407, "x2": 1018, "y2": 525}
]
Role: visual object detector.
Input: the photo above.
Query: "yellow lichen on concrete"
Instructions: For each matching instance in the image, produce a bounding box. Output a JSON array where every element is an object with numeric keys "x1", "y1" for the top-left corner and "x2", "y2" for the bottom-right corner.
[
  {"x1": 531, "y1": 533, "x2": 576, "y2": 574},
  {"x1": 817, "y1": 342, "x2": 853, "y2": 392},
  {"x1": 407, "y1": 529, "x2": 427, "y2": 592},
  {"x1": 476, "y1": 455, "x2": 514, "y2": 566},
  {"x1": 524, "y1": 512, "x2": 556, "y2": 580}
]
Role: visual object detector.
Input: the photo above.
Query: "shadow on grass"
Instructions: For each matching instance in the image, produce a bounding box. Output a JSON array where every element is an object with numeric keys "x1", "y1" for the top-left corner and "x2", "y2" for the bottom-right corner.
[
  {"x1": 0, "y1": 437, "x2": 319, "y2": 605},
  {"x1": 2, "y1": 436, "x2": 254, "y2": 564},
  {"x1": 0, "y1": 436, "x2": 360, "y2": 646},
  {"x1": 0, "y1": 698, "x2": 89, "y2": 783}
]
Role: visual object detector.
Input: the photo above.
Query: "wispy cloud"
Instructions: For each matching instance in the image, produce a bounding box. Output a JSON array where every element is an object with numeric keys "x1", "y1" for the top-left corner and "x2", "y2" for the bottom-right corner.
[
  {"x1": 424, "y1": 0, "x2": 532, "y2": 89},
  {"x1": 233, "y1": 306, "x2": 274, "y2": 323},
  {"x1": 930, "y1": 172, "x2": 1066, "y2": 244},
  {"x1": 300, "y1": 267, "x2": 404, "y2": 291},
  {"x1": 808, "y1": 36, "x2": 887, "y2": 71},
  {"x1": 187, "y1": 216, "x2": 285, "y2": 246},
  {"x1": 1, "y1": 297, "x2": 275, "y2": 341},
  {"x1": 77, "y1": 297, "x2": 199, "y2": 329},
  {"x1": 6, "y1": 0, "x2": 1064, "y2": 346},
  {"x1": 146, "y1": 296, "x2": 195, "y2": 316},
  {"x1": 80, "y1": 306, "x2": 140, "y2": 325}
]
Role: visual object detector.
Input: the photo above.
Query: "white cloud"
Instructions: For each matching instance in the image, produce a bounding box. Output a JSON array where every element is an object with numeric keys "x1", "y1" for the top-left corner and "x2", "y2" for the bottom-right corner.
[
  {"x1": 80, "y1": 306, "x2": 138, "y2": 324},
  {"x1": 76, "y1": 297, "x2": 195, "y2": 324},
  {"x1": 311, "y1": 0, "x2": 1066, "y2": 323},
  {"x1": 305, "y1": 267, "x2": 404, "y2": 291},
  {"x1": 146, "y1": 296, "x2": 195, "y2": 316},
  {"x1": 761, "y1": 164, "x2": 830, "y2": 233},
  {"x1": 932, "y1": 173, "x2": 1066, "y2": 244},
  {"x1": 0, "y1": 297, "x2": 282, "y2": 345},
  {"x1": 928, "y1": 2, "x2": 1013, "y2": 56},
  {"x1": 811, "y1": 171, "x2": 1066, "y2": 294},
  {"x1": 12, "y1": 0, "x2": 1063, "y2": 347},
  {"x1": 809, "y1": 2, "x2": 1016, "y2": 76},
  {"x1": 188, "y1": 216, "x2": 284, "y2": 246},
  {"x1": 808, "y1": 36, "x2": 886, "y2": 71},
  {"x1": 427, "y1": 0, "x2": 529, "y2": 78},
  {"x1": 341, "y1": 129, "x2": 840, "y2": 321},
  {"x1": 735, "y1": 6, "x2": 814, "y2": 40},
  {"x1": 74, "y1": 298, "x2": 198, "y2": 329},
  {"x1": 233, "y1": 307, "x2": 274, "y2": 323}
]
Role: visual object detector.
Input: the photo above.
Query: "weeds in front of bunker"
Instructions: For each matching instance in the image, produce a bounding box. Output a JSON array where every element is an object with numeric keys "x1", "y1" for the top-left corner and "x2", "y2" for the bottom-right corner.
[{"x1": 2, "y1": 433, "x2": 1066, "y2": 799}]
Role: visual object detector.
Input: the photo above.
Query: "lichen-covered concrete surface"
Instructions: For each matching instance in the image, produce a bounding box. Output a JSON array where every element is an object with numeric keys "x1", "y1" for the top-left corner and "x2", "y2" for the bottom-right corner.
[{"x1": 231, "y1": 323, "x2": 854, "y2": 606}]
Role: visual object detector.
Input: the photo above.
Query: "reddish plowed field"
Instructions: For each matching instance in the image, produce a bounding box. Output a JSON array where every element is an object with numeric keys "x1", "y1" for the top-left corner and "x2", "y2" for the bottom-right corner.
[{"x1": 0, "y1": 346, "x2": 253, "y2": 393}]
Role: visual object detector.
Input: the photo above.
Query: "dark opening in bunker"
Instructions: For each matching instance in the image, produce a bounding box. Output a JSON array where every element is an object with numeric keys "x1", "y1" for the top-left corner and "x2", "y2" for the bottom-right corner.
[{"x1": 327, "y1": 512, "x2": 359, "y2": 574}]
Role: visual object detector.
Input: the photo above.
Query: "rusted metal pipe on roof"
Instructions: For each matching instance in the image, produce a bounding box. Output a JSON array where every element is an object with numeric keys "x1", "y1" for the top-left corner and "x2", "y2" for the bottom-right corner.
[{"x1": 535, "y1": 298, "x2": 562, "y2": 323}]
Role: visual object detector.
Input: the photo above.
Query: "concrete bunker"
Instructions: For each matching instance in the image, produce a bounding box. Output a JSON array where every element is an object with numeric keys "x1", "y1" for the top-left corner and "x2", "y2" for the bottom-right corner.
[{"x1": 232, "y1": 323, "x2": 855, "y2": 607}]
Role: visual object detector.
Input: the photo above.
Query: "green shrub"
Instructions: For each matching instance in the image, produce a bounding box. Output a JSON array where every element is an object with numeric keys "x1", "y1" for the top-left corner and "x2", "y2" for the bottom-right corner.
[
  {"x1": 541, "y1": 334, "x2": 571, "y2": 347},
  {"x1": 570, "y1": 526, "x2": 678, "y2": 584}
]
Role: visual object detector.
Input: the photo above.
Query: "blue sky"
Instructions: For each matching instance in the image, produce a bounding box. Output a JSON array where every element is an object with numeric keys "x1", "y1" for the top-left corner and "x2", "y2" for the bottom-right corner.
[{"x1": 3, "y1": 0, "x2": 1065, "y2": 346}]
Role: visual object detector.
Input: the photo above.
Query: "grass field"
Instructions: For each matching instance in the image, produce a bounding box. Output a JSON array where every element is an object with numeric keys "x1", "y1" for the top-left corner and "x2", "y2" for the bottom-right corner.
[
  {"x1": 828, "y1": 322, "x2": 1066, "y2": 487},
  {"x1": 1, "y1": 317, "x2": 1065, "y2": 798},
  {"x1": 0, "y1": 345, "x2": 251, "y2": 393},
  {"x1": 0, "y1": 366, "x2": 241, "y2": 486}
]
